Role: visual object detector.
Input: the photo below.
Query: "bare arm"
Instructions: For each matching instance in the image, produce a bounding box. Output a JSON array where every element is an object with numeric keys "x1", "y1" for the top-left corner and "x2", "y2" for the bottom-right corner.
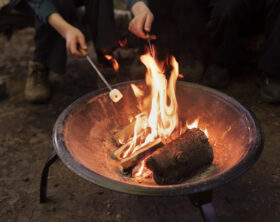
[{"x1": 48, "y1": 13, "x2": 87, "y2": 57}]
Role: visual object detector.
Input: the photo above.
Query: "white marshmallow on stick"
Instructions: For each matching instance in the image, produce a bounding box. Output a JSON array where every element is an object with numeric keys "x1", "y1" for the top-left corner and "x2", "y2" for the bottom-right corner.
[{"x1": 80, "y1": 48, "x2": 123, "y2": 103}]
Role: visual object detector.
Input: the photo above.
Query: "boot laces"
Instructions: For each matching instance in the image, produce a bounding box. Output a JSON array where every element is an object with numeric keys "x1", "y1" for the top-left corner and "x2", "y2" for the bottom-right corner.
[{"x1": 30, "y1": 66, "x2": 48, "y2": 86}]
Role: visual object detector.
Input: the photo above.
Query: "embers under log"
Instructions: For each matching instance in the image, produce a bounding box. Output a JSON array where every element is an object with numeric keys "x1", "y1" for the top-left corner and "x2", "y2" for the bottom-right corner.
[
  {"x1": 146, "y1": 128, "x2": 214, "y2": 185},
  {"x1": 113, "y1": 125, "x2": 214, "y2": 185}
]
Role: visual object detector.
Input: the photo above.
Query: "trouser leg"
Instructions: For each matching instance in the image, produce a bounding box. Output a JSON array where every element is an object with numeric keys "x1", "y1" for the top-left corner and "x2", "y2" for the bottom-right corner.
[
  {"x1": 150, "y1": 0, "x2": 209, "y2": 62},
  {"x1": 209, "y1": 0, "x2": 264, "y2": 70},
  {"x1": 83, "y1": 0, "x2": 116, "y2": 52},
  {"x1": 149, "y1": 0, "x2": 174, "y2": 60},
  {"x1": 259, "y1": 1, "x2": 280, "y2": 77},
  {"x1": 33, "y1": 0, "x2": 77, "y2": 74}
]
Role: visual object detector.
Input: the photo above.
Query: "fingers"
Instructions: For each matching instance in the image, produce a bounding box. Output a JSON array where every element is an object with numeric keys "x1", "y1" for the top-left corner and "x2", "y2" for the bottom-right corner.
[
  {"x1": 149, "y1": 35, "x2": 157, "y2": 40},
  {"x1": 135, "y1": 16, "x2": 146, "y2": 39},
  {"x1": 128, "y1": 12, "x2": 156, "y2": 39},
  {"x1": 76, "y1": 35, "x2": 88, "y2": 57},
  {"x1": 78, "y1": 35, "x2": 87, "y2": 51},
  {"x1": 129, "y1": 18, "x2": 146, "y2": 39},
  {"x1": 144, "y1": 13, "x2": 154, "y2": 33},
  {"x1": 66, "y1": 34, "x2": 87, "y2": 57},
  {"x1": 70, "y1": 40, "x2": 80, "y2": 57},
  {"x1": 144, "y1": 13, "x2": 156, "y2": 40}
]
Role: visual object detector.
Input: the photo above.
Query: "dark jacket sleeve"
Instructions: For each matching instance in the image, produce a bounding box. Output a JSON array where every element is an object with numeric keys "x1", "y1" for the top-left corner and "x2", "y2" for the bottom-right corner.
[
  {"x1": 25, "y1": 0, "x2": 58, "y2": 23},
  {"x1": 125, "y1": 0, "x2": 148, "y2": 11}
]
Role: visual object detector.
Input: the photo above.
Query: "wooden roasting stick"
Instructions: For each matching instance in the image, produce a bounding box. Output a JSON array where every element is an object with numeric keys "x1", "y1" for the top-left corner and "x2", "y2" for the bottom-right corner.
[{"x1": 120, "y1": 138, "x2": 162, "y2": 170}]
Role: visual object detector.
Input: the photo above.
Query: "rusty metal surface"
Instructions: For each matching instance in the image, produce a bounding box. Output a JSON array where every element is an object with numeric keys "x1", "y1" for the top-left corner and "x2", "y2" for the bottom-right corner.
[{"x1": 53, "y1": 80, "x2": 263, "y2": 195}]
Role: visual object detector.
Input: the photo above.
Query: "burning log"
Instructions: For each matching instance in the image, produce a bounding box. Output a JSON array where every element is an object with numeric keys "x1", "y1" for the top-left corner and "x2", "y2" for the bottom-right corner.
[
  {"x1": 113, "y1": 139, "x2": 134, "y2": 160},
  {"x1": 113, "y1": 119, "x2": 149, "y2": 147},
  {"x1": 120, "y1": 138, "x2": 162, "y2": 170},
  {"x1": 146, "y1": 128, "x2": 213, "y2": 185},
  {"x1": 111, "y1": 50, "x2": 213, "y2": 183},
  {"x1": 113, "y1": 130, "x2": 150, "y2": 160}
]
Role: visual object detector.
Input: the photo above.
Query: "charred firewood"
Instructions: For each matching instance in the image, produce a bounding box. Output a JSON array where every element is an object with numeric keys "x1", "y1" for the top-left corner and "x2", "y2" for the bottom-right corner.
[
  {"x1": 113, "y1": 120, "x2": 150, "y2": 147},
  {"x1": 113, "y1": 121, "x2": 135, "y2": 146},
  {"x1": 120, "y1": 138, "x2": 162, "y2": 170},
  {"x1": 146, "y1": 128, "x2": 213, "y2": 185}
]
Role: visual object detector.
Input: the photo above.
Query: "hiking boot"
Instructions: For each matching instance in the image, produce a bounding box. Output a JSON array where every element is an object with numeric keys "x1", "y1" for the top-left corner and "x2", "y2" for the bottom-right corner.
[
  {"x1": 259, "y1": 73, "x2": 280, "y2": 103},
  {"x1": 202, "y1": 64, "x2": 231, "y2": 89},
  {"x1": 25, "y1": 61, "x2": 50, "y2": 103}
]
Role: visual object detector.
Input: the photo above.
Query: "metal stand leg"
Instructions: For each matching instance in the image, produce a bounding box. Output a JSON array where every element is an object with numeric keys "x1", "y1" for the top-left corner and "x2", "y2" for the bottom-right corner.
[
  {"x1": 189, "y1": 190, "x2": 218, "y2": 222},
  {"x1": 40, "y1": 151, "x2": 59, "y2": 203}
]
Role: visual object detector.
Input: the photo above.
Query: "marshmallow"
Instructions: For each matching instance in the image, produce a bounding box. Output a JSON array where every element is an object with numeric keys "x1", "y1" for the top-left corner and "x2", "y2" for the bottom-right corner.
[{"x1": 109, "y1": 89, "x2": 123, "y2": 103}]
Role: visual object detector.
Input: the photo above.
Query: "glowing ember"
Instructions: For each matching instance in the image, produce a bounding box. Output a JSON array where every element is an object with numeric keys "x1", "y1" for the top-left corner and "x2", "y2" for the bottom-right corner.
[{"x1": 104, "y1": 54, "x2": 119, "y2": 72}]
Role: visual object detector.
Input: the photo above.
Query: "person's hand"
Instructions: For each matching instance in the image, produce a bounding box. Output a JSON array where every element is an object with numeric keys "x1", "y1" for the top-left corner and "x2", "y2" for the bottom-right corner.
[
  {"x1": 48, "y1": 13, "x2": 88, "y2": 57},
  {"x1": 129, "y1": 2, "x2": 156, "y2": 39},
  {"x1": 64, "y1": 26, "x2": 87, "y2": 57}
]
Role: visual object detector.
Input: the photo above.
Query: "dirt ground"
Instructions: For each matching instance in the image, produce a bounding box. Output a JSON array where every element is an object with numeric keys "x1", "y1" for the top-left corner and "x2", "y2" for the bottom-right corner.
[{"x1": 0, "y1": 28, "x2": 279, "y2": 222}]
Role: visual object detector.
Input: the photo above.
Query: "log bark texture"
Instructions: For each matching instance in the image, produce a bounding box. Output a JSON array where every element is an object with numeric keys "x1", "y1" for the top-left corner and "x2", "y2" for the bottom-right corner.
[{"x1": 146, "y1": 128, "x2": 213, "y2": 185}]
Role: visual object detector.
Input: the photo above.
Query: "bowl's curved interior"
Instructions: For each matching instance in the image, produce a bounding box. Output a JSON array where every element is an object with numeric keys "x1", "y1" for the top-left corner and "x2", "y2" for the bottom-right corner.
[{"x1": 55, "y1": 81, "x2": 262, "y2": 195}]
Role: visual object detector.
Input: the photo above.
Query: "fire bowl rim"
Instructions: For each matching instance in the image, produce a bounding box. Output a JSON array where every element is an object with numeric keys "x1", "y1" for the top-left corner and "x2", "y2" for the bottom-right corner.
[{"x1": 53, "y1": 80, "x2": 263, "y2": 196}]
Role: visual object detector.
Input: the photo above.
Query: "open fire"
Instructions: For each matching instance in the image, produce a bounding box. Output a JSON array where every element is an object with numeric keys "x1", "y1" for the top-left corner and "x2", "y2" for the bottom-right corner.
[
  {"x1": 102, "y1": 38, "x2": 128, "y2": 73},
  {"x1": 113, "y1": 47, "x2": 211, "y2": 182},
  {"x1": 46, "y1": 42, "x2": 263, "y2": 217},
  {"x1": 104, "y1": 54, "x2": 119, "y2": 72}
]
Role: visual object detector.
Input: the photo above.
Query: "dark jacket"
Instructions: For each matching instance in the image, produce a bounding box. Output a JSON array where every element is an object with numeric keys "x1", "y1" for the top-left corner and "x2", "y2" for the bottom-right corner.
[
  {"x1": 10, "y1": 0, "x2": 57, "y2": 22},
  {"x1": 10, "y1": 0, "x2": 148, "y2": 23},
  {"x1": 9, "y1": 0, "x2": 22, "y2": 7}
]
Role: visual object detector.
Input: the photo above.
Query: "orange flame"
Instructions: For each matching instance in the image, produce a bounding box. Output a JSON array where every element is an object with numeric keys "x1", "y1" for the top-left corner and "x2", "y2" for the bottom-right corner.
[
  {"x1": 132, "y1": 158, "x2": 153, "y2": 179},
  {"x1": 186, "y1": 119, "x2": 198, "y2": 129},
  {"x1": 134, "y1": 160, "x2": 145, "y2": 177},
  {"x1": 119, "y1": 47, "x2": 209, "y2": 178},
  {"x1": 122, "y1": 51, "x2": 180, "y2": 158},
  {"x1": 118, "y1": 38, "x2": 128, "y2": 48},
  {"x1": 104, "y1": 54, "x2": 119, "y2": 72},
  {"x1": 186, "y1": 119, "x2": 209, "y2": 137}
]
